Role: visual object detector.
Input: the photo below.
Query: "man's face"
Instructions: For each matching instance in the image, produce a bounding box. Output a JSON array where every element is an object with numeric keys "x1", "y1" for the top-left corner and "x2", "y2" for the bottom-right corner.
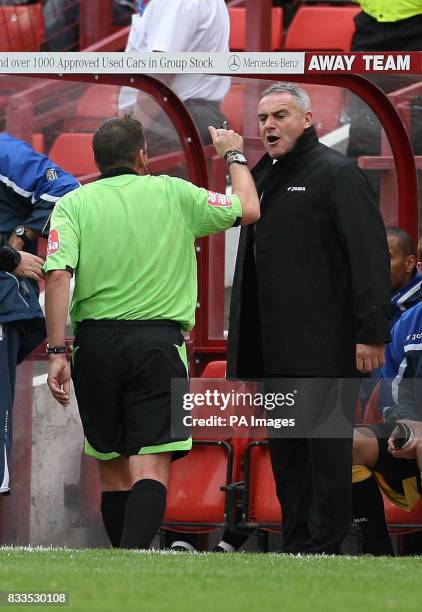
[
  {"x1": 257, "y1": 92, "x2": 313, "y2": 159},
  {"x1": 389, "y1": 235, "x2": 416, "y2": 291}
]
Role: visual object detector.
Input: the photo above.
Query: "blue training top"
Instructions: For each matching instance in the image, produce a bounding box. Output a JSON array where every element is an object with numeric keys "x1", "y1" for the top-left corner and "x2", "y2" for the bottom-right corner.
[{"x1": 0, "y1": 133, "x2": 79, "y2": 325}]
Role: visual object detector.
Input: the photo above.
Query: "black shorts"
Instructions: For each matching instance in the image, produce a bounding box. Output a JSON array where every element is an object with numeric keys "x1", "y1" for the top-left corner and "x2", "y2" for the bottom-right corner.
[
  {"x1": 71, "y1": 320, "x2": 191, "y2": 460},
  {"x1": 363, "y1": 423, "x2": 422, "y2": 509}
]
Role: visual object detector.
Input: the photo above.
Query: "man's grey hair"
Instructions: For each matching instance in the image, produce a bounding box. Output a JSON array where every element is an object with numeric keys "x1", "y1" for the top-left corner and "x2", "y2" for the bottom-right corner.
[{"x1": 260, "y1": 82, "x2": 311, "y2": 112}]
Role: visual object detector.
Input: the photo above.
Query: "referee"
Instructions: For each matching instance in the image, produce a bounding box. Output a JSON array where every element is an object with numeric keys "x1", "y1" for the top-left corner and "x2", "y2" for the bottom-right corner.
[{"x1": 44, "y1": 114, "x2": 259, "y2": 549}]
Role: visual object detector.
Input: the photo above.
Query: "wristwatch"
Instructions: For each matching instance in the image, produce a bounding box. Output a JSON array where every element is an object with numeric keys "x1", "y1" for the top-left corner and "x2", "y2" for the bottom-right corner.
[
  {"x1": 46, "y1": 344, "x2": 67, "y2": 355},
  {"x1": 13, "y1": 225, "x2": 31, "y2": 245},
  {"x1": 224, "y1": 149, "x2": 248, "y2": 166}
]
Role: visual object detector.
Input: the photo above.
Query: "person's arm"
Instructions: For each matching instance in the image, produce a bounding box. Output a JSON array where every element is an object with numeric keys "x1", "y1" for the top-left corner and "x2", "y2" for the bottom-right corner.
[
  {"x1": 2, "y1": 135, "x2": 79, "y2": 238},
  {"x1": 332, "y1": 164, "x2": 391, "y2": 373},
  {"x1": 45, "y1": 269, "x2": 72, "y2": 407},
  {"x1": 208, "y1": 126, "x2": 259, "y2": 225},
  {"x1": 43, "y1": 192, "x2": 80, "y2": 407}
]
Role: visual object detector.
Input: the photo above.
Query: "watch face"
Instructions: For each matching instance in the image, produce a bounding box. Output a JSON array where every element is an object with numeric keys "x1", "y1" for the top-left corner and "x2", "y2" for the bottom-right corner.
[
  {"x1": 231, "y1": 154, "x2": 247, "y2": 164},
  {"x1": 14, "y1": 226, "x2": 26, "y2": 237}
]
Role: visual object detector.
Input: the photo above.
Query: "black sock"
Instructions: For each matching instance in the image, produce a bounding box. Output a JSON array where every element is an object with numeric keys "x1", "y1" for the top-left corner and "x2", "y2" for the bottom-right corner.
[
  {"x1": 352, "y1": 475, "x2": 394, "y2": 556},
  {"x1": 120, "y1": 479, "x2": 167, "y2": 549},
  {"x1": 100, "y1": 490, "x2": 131, "y2": 548}
]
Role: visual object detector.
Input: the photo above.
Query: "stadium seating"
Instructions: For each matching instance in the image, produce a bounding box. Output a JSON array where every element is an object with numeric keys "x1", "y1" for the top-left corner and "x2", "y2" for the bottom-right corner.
[
  {"x1": 284, "y1": 5, "x2": 360, "y2": 51},
  {"x1": 228, "y1": 7, "x2": 284, "y2": 51},
  {"x1": 0, "y1": 3, "x2": 44, "y2": 52},
  {"x1": 384, "y1": 495, "x2": 422, "y2": 536},
  {"x1": 221, "y1": 83, "x2": 246, "y2": 135},
  {"x1": 65, "y1": 85, "x2": 119, "y2": 131},
  {"x1": 242, "y1": 440, "x2": 281, "y2": 530},
  {"x1": 163, "y1": 360, "x2": 251, "y2": 537},
  {"x1": 163, "y1": 439, "x2": 234, "y2": 531},
  {"x1": 305, "y1": 84, "x2": 344, "y2": 136},
  {"x1": 163, "y1": 360, "x2": 234, "y2": 533},
  {"x1": 48, "y1": 133, "x2": 97, "y2": 177},
  {"x1": 361, "y1": 383, "x2": 383, "y2": 425}
]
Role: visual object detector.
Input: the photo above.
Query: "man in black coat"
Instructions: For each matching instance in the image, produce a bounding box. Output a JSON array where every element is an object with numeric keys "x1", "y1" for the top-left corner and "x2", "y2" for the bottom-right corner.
[{"x1": 227, "y1": 82, "x2": 391, "y2": 554}]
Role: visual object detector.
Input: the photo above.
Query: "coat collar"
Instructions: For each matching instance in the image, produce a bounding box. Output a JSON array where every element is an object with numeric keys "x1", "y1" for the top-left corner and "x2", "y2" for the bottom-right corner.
[{"x1": 252, "y1": 125, "x2": 320, "y2": 177}]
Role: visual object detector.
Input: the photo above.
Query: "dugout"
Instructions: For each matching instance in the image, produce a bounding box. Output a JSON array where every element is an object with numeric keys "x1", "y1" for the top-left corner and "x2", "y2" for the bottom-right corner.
[{"x1": 0, "y1": 68, "x2": 419, "y2": 546}]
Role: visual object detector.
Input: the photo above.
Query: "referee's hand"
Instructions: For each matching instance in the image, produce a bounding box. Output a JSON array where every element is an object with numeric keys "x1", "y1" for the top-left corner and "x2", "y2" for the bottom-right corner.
[{"x1": 48, "y1": 356, "x2": 71, "y2": 406}]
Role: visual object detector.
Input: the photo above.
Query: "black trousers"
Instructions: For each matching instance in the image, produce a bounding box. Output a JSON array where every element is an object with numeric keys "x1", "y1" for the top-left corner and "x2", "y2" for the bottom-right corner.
[{"x1": 266, "y1": 378, "x2": 357, "y2": 554}]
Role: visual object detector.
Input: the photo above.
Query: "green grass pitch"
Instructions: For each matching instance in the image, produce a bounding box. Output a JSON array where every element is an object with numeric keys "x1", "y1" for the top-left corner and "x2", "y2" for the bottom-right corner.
[{"x1": 1, "y1": 548, "x2": 422, "y2": 612}]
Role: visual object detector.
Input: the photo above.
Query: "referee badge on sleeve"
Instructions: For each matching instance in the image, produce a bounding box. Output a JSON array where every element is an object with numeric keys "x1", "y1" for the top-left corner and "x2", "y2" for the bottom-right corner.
[
  {"x1": 47, "y1": 229, "x2": 60, "y2": 256},
  {"x1": 207, "y1": 191, "x2": 232, "y2": 207}
]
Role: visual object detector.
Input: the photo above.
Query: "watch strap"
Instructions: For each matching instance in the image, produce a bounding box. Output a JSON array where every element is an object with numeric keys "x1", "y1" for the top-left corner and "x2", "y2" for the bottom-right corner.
[{"x1": 46, "y1": 345, "x2": 67, "y2": 355}]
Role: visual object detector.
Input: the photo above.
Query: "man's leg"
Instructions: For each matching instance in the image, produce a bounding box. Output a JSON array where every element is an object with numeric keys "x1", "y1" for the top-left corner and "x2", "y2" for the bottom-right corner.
[
  {"x1": 303, "y1": 379, "x2": 357, "y2": 554},
  {"x1": 120, "y1": 452, "x2": 172, "y2": 549},
  {"x1": 352, "y1": 427, "x2": 394, "y2": 556},
  {"x1": 0, "y1": 323, "x2": 22, "y2": 495},
  {"x1": 306, "y1": 437, "x2": 353, "y2": 554},
  {"x1": 268, "y1": 437, "x2": 312, "y2": 553},
  {"x1": 97, "y1": 456, "x2": 131, "y2": 548}
]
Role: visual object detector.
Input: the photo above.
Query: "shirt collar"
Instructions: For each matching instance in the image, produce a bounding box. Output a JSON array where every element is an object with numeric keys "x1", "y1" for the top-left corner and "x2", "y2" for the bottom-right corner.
[{"x1": 99, "y1": 167, "x2": 139, "y2": 179}]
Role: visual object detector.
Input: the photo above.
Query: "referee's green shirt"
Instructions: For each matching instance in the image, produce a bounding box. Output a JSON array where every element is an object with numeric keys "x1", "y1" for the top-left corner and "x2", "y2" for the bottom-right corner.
[
  {"x1": 355, "y1": 0, "x2": 422, "y2": 22},
  {"x1": 44, "y1": 173, "x2": 242, "y2": 332}
]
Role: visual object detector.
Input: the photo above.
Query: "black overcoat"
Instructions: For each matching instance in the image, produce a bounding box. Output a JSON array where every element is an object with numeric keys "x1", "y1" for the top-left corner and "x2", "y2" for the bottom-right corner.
[{"x1": 227, "y1": 126, "x2": 391, "y2": 378}]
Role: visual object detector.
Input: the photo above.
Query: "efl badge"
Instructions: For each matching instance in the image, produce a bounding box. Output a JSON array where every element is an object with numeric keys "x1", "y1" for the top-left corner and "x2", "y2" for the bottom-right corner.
[
  {"x1": 45, "y1": 168, "x2": 58, "y2": 181},
  {"x1": 207, "y1": 191, "x2": 232, "y2": 207},
  {"x1": 46, "y1": 229, "x2": 60, "y2": 256}
]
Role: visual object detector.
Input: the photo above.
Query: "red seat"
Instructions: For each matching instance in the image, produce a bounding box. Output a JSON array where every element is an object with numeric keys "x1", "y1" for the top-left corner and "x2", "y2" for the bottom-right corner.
[
  {"x1": 201, "y1": 360, "x2": 227, "y2": 378},
  {"x1": 384, "y1": 495, "x2": 422, "y2": 535},
  {"x1": 163, "y1": 360, "x2": 251, "y2": 533},
  {"x1": 362, "y1": 383, "x2": 382, "y2": 425},
  {"x1": 305, "y1": 83, "x2": 344, "y2": 136},
  {"x1": 65, "y1": 86, "x2": 120, "y2": 131},
  {"x1": 245, "y1": 440, "x2": 281, "y2": 529},
  {"x1": 284, "y1": 6, "x2": 360, "y2": 51},
  {"x1": 0, "y1": 4, "x2": 44, "y2": 52},
  {"x1": 221, "y1": 83, "x2": 246, "y2": 135},
  {"x1": 76, "y1": 86, "x2": 119, "y2": 118},
  {"x1": 163, "y1": 440, "x2": 232, "y2": 531},
  {"x1": 229, "y1": 7, "x2": 284, "y2": 51},
  {"x1": 48, "y1": 133, "x2": 97, "y2": 177}
]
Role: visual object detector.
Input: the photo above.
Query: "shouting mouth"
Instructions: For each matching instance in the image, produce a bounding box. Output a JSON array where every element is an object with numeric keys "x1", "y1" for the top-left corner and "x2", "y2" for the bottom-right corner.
[{"x1": 266, "y1": 134, "x2": 280, "y2": 146}]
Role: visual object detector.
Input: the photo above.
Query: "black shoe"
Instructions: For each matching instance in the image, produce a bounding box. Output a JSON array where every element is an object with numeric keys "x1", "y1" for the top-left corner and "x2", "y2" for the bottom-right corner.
[{"x1": 170, "y1": 541, "x2": 196, "y2": 552}]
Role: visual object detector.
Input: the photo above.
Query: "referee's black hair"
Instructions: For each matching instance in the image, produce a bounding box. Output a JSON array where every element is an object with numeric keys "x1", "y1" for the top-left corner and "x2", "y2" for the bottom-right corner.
[
  {"x1": 93, "y1": 114, "x2": 146, "y2": 172},
  {"x1": 386, "y1": 226, "x2": 416, "y2": 257}
]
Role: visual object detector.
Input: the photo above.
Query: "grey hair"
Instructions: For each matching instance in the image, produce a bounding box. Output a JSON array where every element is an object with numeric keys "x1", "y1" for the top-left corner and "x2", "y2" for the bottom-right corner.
[{"x1": 260, "y1": 82, "x2": 311, "y2": 112}]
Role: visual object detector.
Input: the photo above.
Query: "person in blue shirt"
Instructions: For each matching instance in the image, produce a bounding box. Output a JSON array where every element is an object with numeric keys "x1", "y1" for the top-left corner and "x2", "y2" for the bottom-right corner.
[
  {"x1": 353, "y1": 227, "x2": 422, "y2": 556},
  {"x1": 0, "y1": 132, "x2": 79, "y2": 495}
]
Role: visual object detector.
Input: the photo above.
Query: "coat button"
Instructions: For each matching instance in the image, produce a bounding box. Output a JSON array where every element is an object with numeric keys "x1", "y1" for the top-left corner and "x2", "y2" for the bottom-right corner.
[{"x1": 371, "y1": 305, "x2": 378, "y2": 313}]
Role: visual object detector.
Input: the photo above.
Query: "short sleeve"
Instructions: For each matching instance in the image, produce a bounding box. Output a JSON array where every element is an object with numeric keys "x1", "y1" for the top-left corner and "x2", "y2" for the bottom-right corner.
[
  {"x1": 43, "y1": 193, "x2": 80, "y2": 274},
  {"x1": 169, "y1": 178, "x2": 242, "y2": 238},
  {"x1": 147, "y1": 0, "x2": 199, "y2": 52}
]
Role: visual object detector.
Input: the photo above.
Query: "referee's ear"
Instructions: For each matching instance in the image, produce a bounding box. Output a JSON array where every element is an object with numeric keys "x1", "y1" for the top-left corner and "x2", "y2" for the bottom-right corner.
[{"x1": 136, "y1": 149, "x2": 151, "y2": 175}]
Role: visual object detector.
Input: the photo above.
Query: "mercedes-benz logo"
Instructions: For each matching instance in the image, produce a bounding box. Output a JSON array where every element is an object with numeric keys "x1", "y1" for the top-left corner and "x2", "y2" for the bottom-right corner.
[{"x1": 228, "y1": 55, "x2": 241, "y2": 72}]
